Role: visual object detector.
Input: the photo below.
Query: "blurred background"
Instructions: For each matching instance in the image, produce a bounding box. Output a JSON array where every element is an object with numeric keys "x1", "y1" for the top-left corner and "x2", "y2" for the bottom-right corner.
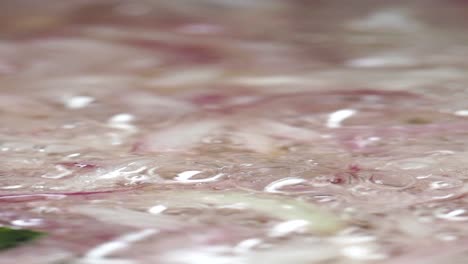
[{"x1": 1, "y1": 0, "x2": 468, "y2": 93}]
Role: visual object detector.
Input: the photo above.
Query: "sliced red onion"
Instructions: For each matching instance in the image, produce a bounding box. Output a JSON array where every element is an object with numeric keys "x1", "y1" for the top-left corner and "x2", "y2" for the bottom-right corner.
[{"x1": 135, "y1": 120, "x2": 223, "y2": 153}]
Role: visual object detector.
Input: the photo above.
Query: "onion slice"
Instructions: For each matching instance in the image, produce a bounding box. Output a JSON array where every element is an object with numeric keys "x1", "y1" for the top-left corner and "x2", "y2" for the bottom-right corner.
[
  {"x1": 135, "y1": 120, "x2": 222, "y2": 152},
  {"x1": 155, "y1": 190, "x2": 343, "y2": 234}
]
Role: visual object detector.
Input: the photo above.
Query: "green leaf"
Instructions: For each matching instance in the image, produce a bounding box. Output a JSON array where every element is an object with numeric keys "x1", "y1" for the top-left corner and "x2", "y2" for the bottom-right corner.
[{"x1": 0, "y1": 227, "x2": 44, "y2": 250}]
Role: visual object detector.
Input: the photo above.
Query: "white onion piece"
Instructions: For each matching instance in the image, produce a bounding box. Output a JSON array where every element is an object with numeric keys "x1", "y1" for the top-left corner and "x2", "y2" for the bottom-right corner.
[
  {"x1": 258, "y1": 120, "x2": 318, "y2": 141},
  {"x1": 107, "y1": 113, "x2": 137, "y2": 132},
  {"x1": 64, "y1": 95, "x2": 95, "y2": 109},
  {"x1": 268, "y1": 220, "x2": 309, "y2": 237},
  {"x1": 71, "y1": 206, "x2": 183, "y2": 229},
  {"x1": 348, "y1": 9, "x2": 421, "y2": 32},
  {"x1": 264, "y1": 178, "x2": 307, "y2": 193},
  {"x1": 233, "y1": 131, "x2": 277, "y2": 154},
  {"x1": 41, "y1": 165, "x2": 73, "y2": 179},
  {"x1": 98, "y1": 164, "x2": 147, "y2": 180},
  {"x1": 155, "y1": 191, "x2": 343, "y2": 234},
  {"x1": 234, "y1": 120, "x2": 317, "y2": 153},
  {"x1": 162, "y1": 246, "x2": 243, "y2": 264},
  {"x1": 148, "y1": 205, "x2": 167, "y2": 215},
  {"x1": 146, "y1": 68, "x2": 222, "y2": 87},
  {"x1": 139, "y1": 120, "x2": 222, "y2": 152},
  {"x1": 326, "y1": 109, "x2": 356, "y2": 128},
  {"x1": 82, "y1": 229, "x2": 158, "y2": 261},
  {"x1": 340, "y1": 245, "x2": 387, "y2": 260},
  {"x1": 233, "y1": 239, "x2": 263, "y2": 254},
  {"x1": 173, "y1": 171, "x2": 225, "y2": 183}
]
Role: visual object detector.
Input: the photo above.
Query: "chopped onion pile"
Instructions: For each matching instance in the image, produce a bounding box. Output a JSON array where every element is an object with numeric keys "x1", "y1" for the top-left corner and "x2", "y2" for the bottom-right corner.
[{"x1": 2, "y1": 0, "x2": 468, "y2": 263}]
